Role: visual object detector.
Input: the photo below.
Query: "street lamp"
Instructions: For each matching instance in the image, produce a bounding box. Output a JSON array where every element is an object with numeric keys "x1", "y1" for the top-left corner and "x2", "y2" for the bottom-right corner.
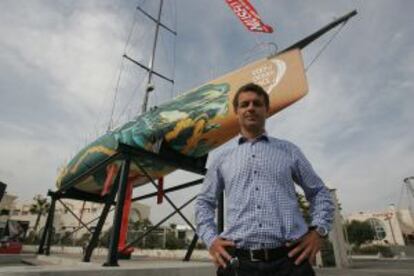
[
  {"x1": 403, "y1": 176, "x2": 414, "y2": 198},
  {"x1": 384, "y1": 212, "x2": 397, "y2": 245},
  {"x1": 404, "y1": 176, "x2": 414, "y2": 184}
]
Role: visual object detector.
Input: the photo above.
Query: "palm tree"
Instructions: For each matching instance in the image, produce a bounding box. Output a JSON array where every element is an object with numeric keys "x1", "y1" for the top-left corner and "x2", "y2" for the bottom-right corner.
[
  {"x1": 29, "y1": 194, "x2": 50, "y2": 235},
  {"x1": 296, "y1": 192, "x2": 311, "y2": 223}
]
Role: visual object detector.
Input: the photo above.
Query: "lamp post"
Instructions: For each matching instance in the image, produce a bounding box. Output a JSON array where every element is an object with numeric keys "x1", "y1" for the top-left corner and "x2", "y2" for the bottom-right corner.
[
  {"x1": 384, "y1": 212, "x2": 397, "y2": 245},
  {"x1": 403, "y1": 176, "x2": 414, "y2": 213},
  {"x1": 401, "y1": 176, "x2": 414, "y2": 245},
  {"x1": 403, "y1": 176, "x2": 414, "y2": 198},
  {"x1": 404, "y1": 176, "x2": 414, "y2": 183}
]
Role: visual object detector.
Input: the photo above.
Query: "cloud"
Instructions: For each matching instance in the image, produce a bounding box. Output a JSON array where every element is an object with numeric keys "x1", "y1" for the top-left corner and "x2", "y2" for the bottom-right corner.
[
  {"x1": 0, "y1": 0, "x2": 413, "y2": 223},
  {"x1": 263, "y1": 0, "x2": 414, "y2": 214}
]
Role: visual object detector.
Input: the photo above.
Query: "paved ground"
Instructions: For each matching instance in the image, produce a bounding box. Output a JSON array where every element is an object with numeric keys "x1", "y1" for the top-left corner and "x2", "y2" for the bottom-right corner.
[
  {"x1": 315, "y1": 259, "x2": 414, "y2": 276},
  {"x1": 1, "y1": 254, "x2": 414, "y2": 275}
]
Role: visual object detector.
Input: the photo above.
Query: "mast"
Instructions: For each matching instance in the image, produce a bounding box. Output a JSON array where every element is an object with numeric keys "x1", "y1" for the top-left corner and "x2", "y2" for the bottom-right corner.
[
  {"x1": 142, "y1": 0, "x2": 164, "y2": 114},
  {"x1": 123, "y1": 0, "x2": 175, "y2": 116}
]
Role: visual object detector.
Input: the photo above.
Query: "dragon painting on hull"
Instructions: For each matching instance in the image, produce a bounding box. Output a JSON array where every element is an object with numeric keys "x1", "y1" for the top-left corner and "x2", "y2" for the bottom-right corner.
[{"x1": 57, "y1": 49, "x2": 308, "y2": 195}]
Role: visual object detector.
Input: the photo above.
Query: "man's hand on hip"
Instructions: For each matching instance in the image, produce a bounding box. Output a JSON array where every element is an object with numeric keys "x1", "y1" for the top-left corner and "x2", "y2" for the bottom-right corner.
[
  {"x1": 286, "y1": 230, "x2": 322, "y2": 266},
  {"x1": 208, "y1": 237, "x2": 235, "y2": 268}
]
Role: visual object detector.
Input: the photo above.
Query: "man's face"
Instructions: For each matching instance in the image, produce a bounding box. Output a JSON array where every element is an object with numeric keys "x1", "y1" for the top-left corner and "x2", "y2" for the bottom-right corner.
[{"x1": 235, "y1": 91, "x2": 268, "y2": 133}]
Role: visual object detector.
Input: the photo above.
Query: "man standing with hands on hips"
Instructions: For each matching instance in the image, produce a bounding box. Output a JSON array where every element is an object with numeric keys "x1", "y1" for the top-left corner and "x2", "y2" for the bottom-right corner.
[{"x1": 195, "y1": 83, "x2": 335, "y2": 275}]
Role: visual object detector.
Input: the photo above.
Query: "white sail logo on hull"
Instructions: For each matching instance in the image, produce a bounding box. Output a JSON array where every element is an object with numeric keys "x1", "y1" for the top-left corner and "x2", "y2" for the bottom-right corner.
[{"x1": 251, "y1": 59, "x2": 286, "y2": 94}]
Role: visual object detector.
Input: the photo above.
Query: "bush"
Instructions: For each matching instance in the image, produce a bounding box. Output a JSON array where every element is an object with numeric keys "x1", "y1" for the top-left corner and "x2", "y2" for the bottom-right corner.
[
  {"x1": 143, "y1": 232, "x2": 163, "y2": 249},
  {"x1": 320, "y1": 239, "x2": 336, "y2": 267},
  {"x1": 353, "y1": 245, "x2": 394, "y2": 257},
  {"x1": 24, "y1": 228, "x2": 57, "y2": 245},
  {"x1": 75, "y1": 233, "x2": 91, "y2": 246},
  {"x1": 24, "y1": 231, "x2": 38, "y2": 244},
  {"x1": 165, "y1": 231, "x2": 187, "y2": 249},
  {"x1": 57, "y1": 231, "x2": 74, "y2": 246},
  {"x1": 345, "y1": 220, "x2": 375, "y2": 246},
  {"x1": 99, "y1": 229, "x2": 111, "y2": 248},
  {"x1": 195, "y1": 242, "x2": 207, "y2": 249}
]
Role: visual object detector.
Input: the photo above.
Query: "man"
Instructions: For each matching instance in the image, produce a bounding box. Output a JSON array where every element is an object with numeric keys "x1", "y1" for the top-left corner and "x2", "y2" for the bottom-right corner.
[{"x1": 195, "y1": 83, "x2": 335, "y2": 275}]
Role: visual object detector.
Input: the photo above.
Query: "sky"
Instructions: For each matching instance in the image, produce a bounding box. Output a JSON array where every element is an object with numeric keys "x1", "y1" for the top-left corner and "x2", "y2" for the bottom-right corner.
[{"x1": 0, "y1": 0, "x2": 413, "y2": 226}]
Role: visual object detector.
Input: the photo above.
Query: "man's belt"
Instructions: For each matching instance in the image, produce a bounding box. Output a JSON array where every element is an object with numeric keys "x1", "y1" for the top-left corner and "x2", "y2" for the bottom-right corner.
[{"x1": 234, "y1": 246, "x2": 290, "y2": 262}]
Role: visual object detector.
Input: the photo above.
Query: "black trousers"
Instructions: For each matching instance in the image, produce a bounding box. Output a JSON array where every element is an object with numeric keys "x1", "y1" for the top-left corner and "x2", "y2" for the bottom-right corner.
[{"x1": 216, "y1": 257, "x2": 315, "y2": 276}]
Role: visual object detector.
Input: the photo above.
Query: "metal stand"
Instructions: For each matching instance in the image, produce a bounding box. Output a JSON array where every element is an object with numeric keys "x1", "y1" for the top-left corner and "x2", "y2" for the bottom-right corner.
[
  {"x1": 104, "y1": 158, "x2": 131, "y2": 266},
  {"x1": 83, "y1": 172, "x2": 121, "y2": 262},
  {"x1": 59, "y1": 199, "x2": 93, "y2": 234},
  {"x1": 120, "y1": 194, "x2": 197, "y2": 252},
  {"x1": 183, "y1": 234, "x2": 199, "y2": 261},
  {"x1": 37, "y1": 191, "x2": 57, "y2": 255},
  {"x1": 37, "y1": 142, "x2": 214, "y2": 265}
]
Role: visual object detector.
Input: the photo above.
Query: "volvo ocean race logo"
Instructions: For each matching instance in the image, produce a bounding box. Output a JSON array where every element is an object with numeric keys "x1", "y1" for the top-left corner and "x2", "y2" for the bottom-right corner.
[{"x1": 251, "y1": 59, "x2": 286, "y2": 94}]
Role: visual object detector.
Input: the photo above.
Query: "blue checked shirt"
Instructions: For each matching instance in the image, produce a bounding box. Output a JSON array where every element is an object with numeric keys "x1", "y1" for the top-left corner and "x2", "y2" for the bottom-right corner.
[{"x1": 195, "y1": 133, "x2": 335, "y2": 249}]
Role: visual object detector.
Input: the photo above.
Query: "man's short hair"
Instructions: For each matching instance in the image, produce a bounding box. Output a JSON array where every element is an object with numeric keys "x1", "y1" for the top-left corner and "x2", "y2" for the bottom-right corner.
[{"x1": 233, "y1": 83, "x2": 270, "y2": 112}]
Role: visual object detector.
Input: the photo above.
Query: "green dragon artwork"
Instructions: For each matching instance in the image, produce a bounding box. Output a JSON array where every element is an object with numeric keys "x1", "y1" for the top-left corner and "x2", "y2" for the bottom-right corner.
[{"x1": 57, "y1": 83, "x2": 230, "y2": 193}]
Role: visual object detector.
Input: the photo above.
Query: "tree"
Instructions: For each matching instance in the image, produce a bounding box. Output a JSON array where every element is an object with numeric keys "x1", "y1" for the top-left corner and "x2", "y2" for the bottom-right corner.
[
  {"x1": 296, "y1": 192, "x2": 311, "y2": 223},
  {"x1": 76, "y1": 232, "x2": 91, "y2": 246},
  {"x1": 132, "y1": 218, "x2": 153, "y2": 232},
  {"x1": 29, "y1": 195, "x2": 50, "y2": 235},
  {"x1": 165, "y1": 223, "x2": 186, "y2": 249},
  {"x1": 130, "y1": 218, "x2": 162, "y2": 249},
  {"x1": 60, "y1": 231, "x2": 74, "y2": 246},
  {"x1": 345, "y1": 220, "x2": 375, "y2": 246},
  {"x1": 99, "y1": 228, "x2": 112, "y2": 248}
]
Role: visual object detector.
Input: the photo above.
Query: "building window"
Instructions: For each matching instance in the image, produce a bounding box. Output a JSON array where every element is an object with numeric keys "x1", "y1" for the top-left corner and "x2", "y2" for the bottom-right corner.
[
  {"x1": 367, "y1": 218, "x2": 386, "y2": 240},
  {"x1": 178, "y1": 231, "x2": 186, "y2": 240},
  {"x1": 0, "y1": 209, "x2": 10, "y2": 216}
]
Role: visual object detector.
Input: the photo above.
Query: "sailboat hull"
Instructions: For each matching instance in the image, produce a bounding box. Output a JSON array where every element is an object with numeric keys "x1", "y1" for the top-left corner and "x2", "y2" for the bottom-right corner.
[{"x1": 57, "y1": 48, "x2": 307, "y2": 194}]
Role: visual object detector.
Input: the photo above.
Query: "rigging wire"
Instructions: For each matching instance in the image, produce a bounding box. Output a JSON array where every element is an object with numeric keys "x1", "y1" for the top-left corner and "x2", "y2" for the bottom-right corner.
[
  {"x1": 155, "y1": 0, "x2": 176, "y2": 106},
  {"x1": 107, "y1": 0, "x2": 146, "y2": 131},
  {"x1": 114, "y1": 0, "x2": 177, "y2": 117},
  {"x1": 241, "y1": 41, "x2": 278, "y2": 66},
  {"x1": 305, "y1": 20, "x2": 347, "y2": 71},
  {"x1": 240, "y1": 3, "x2": 278, "y2": 67},
  {"x1": 170, "y1": 0, "x2": 177, "y2": 99},
  {"x1": 114, "y1": 65, "x2": 147, "y2": 125},
  {"x1": 107, "y1": 59, "x2": 125, "y2": 131}
]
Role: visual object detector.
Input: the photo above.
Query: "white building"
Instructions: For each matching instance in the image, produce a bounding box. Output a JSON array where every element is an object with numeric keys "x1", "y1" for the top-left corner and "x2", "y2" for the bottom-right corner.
[
  {"x1": 175, "y1": 224, "x2": 194, "y2": 241},
  {"x1": 0, "y1": 193, "x2": 17, "y2": 234},
  {"x1": 3, "y1": 196, "x2": 150, "y2": 241},
  {"x1": 347, "y1": 205, "x2": 414, "y2": 246}
]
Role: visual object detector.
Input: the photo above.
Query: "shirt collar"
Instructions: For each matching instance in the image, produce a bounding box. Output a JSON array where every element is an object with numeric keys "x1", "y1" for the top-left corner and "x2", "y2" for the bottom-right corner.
[{"x1": 237, "y1": 132, "x2": 269, "y2": 145}]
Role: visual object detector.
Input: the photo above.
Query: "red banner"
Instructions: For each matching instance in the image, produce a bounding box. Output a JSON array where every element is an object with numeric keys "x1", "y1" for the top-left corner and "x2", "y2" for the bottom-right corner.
[{"x1": 225, "y1": 0, "x2": 273, "y2": 33}]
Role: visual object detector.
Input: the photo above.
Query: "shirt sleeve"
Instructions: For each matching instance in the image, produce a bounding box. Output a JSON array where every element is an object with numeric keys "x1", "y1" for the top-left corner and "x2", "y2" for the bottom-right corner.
[
  {"x1": 291, "y1": 146, "x2": 335, "y2": 232},
  {"x1": 194, "y1": 153, "x2": 225, "y2": 248}
]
